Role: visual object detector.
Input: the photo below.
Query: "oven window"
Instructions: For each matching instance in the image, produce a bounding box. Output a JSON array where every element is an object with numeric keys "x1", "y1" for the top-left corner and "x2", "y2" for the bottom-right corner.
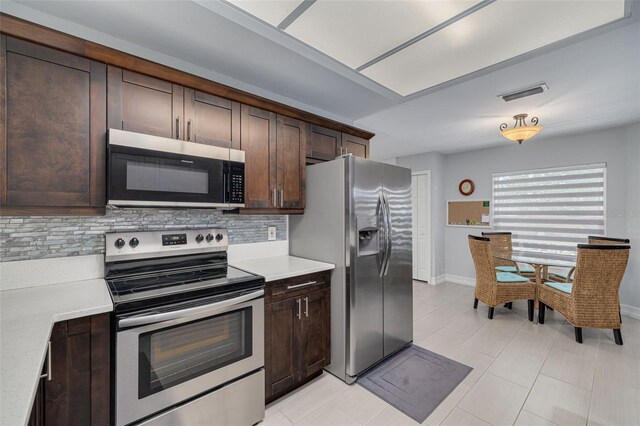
[
  {"x1": 126, "y1": 159, "x2": 209, "y2": 194},
  {"x1": 138, "y1": 307, "x2": 252, "y2": 398}
]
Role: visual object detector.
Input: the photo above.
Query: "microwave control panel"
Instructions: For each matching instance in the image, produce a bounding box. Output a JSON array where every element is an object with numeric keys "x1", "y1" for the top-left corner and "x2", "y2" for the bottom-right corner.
[{"x1": 229, "y1": 162, "x2": 245, "y2": 204}]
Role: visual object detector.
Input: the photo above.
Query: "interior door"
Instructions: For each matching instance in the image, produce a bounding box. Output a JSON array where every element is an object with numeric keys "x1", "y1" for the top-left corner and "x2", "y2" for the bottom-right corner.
[
  {"x1": 412, "y1": 173, "x2": 431, "y2": 282},
  {"x1": 382, "y1": 164, "x2": 413, "y2": 356},
  {"x1": 347, "y1": 157, "x2": 384, "y2": 377}
]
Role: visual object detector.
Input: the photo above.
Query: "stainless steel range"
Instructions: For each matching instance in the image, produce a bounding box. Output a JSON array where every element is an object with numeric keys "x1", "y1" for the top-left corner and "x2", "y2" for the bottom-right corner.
[{"x1": 105, "y1": 228, "x2": 265, "y2": 426}]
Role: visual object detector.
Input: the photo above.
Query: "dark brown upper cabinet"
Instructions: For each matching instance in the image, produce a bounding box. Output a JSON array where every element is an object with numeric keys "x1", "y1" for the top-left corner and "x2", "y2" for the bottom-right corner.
[
  {"x1": 184, "y1": 88, "x2": 240, "y2": 149},
  {"x1": 306, "y1": 125, "x2": 370, "y2": 165},
  {"x1": 307, "y1": 124, "x2": 341, "y2": 163},
  {"x1": 108, "y1": 67, "x2": 240, "y2": 150},
  {"x1": 277, "y1": 115, "x2": 307, "y2": 209},
  {"x1": 0, "y1": 36, "x2": 107, "y2": 216},
  {"x1": 108, "y1": 66, "x2": 183, "y2": 139},
  {"x1": 341, "y1": 133, "x2": 369, "y2": 159},
  {"x1": 240, "y1": 105, "x2": 277, "y2": 209},
  {"x1": 240, "y1": 106, "x2": 307, "y2": 211}
]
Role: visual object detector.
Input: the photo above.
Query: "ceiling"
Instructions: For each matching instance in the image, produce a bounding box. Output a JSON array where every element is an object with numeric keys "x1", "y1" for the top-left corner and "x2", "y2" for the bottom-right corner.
[
  {"x1": 227, "y1": 0, "x2": 628, "y2": 96},
  {"x1": 2, "y1": 0, "x2": 639, "y2": 160}
]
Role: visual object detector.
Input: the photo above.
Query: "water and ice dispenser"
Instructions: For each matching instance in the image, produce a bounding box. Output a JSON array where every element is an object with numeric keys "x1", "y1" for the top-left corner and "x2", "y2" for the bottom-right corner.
[{"x1": 357, "y1": 216, "x2": 379, "y2": 257}]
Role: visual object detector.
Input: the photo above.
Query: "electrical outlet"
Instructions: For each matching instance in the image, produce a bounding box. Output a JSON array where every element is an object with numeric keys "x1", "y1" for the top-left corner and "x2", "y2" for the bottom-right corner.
[{"x1": 267, "y1": 226, "x2": 276, "y2": 241}]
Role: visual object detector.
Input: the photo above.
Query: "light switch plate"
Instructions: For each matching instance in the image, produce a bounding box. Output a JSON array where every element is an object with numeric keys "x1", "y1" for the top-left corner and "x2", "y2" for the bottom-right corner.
[{"x1": 267, "y1": 226, "x2": 276, "y2": 241}]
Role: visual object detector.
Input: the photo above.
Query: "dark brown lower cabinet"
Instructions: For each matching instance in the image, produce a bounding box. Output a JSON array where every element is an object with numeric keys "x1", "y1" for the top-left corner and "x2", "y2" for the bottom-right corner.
[
  {"x1": 265, "y1": 271, "x2": 331, "y2": 403},
  {"x1": 28, "y1": 313, "x2": 111, "y2": 426}
]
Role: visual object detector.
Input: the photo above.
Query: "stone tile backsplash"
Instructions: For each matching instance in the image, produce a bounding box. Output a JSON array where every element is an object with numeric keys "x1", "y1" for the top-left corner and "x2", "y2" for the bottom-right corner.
[{"x1": 0, "y1": 208, "x2": 286, "y2": 262}]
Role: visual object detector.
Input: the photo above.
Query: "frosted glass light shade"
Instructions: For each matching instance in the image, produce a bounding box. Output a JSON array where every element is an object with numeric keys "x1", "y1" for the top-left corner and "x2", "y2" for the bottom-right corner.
[{"x1": 500, "y1": 125, "x2": 543, "y2": 143}]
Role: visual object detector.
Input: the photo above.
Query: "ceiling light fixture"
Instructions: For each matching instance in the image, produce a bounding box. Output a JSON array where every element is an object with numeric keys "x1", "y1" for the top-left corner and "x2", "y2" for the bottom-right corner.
[{"x1": 499, "y1": 114, "x2": 542, "y2": 144}]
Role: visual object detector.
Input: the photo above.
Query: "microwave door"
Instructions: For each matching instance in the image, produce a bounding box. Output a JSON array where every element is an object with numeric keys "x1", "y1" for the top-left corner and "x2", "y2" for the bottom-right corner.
[{"x1": 108, "y1": 148, "x2": 227, "y2": 207}]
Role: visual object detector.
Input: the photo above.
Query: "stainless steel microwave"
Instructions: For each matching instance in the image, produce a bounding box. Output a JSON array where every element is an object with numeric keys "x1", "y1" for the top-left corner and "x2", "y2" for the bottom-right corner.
[{"x1": 107, "y1": 129, "x2": 244, "y2": 208}]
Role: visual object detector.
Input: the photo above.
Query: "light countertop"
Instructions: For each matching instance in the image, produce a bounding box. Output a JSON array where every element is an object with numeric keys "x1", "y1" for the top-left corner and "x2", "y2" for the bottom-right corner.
[
  {"x1": 230, "y1": 255, "x2": 334, "y2": 282},
  {"x1": 0, "y1": 278, "x2": 113, "y2": 426}
]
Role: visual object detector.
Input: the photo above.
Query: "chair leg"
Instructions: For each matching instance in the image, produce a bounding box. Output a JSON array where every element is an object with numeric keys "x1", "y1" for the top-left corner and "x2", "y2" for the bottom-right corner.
[
  {"x1": 527, "y1": 300, "x2": 534, "y2": 322},
  {"x1": 538, "y1": 302, "x2": 546, "y2": 324},
  {"x1": 613, "y1": 329, "x2": 623, "y2": 346},
  {"x1": 473, "y1": 298, "x2": 478, "y2": 309},
  {"x1": 575, "y1": 327, "x2": 583, "y2": 344},
  {"x1": 488, "y1": 307, "x2": 494, "y2": 319},
  {"x1": 504, "y1": 302, "x2": 512, "y2": 309}
]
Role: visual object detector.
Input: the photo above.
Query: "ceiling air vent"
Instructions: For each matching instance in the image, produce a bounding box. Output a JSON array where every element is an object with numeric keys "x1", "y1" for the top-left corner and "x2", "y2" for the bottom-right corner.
[{"x1": 498, "y1": 83, "x2": 549, "y2": 102}]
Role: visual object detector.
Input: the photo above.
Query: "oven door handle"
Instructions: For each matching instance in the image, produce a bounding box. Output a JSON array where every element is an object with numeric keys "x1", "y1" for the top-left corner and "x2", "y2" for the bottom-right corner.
[{"x1": 118, "y1": 289, "x2": 264, "y2": 329}]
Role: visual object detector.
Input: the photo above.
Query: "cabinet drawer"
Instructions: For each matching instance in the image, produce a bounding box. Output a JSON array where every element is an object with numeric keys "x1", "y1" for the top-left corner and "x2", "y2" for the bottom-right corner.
[{"x1": 266, "y1": 271, "x2": 330, "y2": 303}]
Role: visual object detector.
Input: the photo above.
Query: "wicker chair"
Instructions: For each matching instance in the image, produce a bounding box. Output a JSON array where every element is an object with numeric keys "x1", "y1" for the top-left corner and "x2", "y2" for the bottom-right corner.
[
  {"x1": 468, "y1": 235, "x2": 536, "y2": 320},
  {"x1": 551, "y1": 236, "x2": 631, "y2": 283},
  {"x1": 538, "y1": 244, "x2": 630, "y2": 345},
  {"x1": 481, "y1": 232, "x2": 535, "y2": 278}
]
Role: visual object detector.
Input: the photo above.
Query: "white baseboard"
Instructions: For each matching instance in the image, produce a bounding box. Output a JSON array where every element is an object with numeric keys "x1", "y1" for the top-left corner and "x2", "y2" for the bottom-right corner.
[
  {"x1": 427, "y1": 275, "x2": 447, "y2": 286},
  {"x1": 440, "y1": 274, "x2": 640, "y2": 320},
  {"x1": 621, "y1": 304, "x2": 640, "y2": 320},
  {"x1": 444, "y1": 274, "x2": 476, "y2": 287}
]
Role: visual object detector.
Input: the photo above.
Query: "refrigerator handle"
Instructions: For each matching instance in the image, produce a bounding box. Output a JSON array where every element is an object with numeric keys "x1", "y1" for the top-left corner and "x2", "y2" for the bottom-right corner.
[
  {"x1": 382, "y1": 193, "x2": 392, "y2": 276},
  {"x1": 377, "y1": 194, "x2": 387, "y2": 277}
]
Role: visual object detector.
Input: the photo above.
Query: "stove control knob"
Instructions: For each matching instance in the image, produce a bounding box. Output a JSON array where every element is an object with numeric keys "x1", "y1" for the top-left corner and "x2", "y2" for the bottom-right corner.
[
  {"x1": 215, "y1": 233, "x2": 224, "y2": 242},
  {"x1": 195, "y1": 234, "x2": 204, "y2": 243},
  {"x1": 129, "y1": 237, "x2": 139, "y2": 248},
  {"x1": 206, "y1": 234, "x2": 214, "y2": 243},
  {"x1": 114, "y1": 238, "x2": 126, "y2": 249}
]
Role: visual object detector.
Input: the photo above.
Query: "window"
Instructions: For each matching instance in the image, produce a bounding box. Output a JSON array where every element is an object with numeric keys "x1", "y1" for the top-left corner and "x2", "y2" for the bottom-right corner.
[{"x1": 492, "y1": 163, "x2": 606, "y2": 266}]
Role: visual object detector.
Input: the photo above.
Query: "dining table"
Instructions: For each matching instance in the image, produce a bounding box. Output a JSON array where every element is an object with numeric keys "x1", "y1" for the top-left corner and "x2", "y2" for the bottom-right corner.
[{"x1": 493, "y1": 254, "x2": 576, "y2": 323}]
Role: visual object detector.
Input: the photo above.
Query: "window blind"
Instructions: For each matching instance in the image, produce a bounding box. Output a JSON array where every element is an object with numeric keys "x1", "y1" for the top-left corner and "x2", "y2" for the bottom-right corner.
[{"x1": 492, "y1": 163, "x2": 606, "y2": 266}]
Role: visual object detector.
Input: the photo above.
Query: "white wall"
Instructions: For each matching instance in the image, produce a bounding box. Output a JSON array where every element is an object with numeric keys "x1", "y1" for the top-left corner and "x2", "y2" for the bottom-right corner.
[
  {"x1": 397, "y1": 123, "x2": 640, "y2": 311},
  {"x1": 396, "y1": 152, "x2": 446, "y2": 279},
  {"x1": 624, "y1": 124, "x2": 640, "y2": 312}
]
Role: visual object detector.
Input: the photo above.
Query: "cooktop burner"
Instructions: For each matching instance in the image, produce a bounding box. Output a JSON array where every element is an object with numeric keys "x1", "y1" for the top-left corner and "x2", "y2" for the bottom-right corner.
[{"x1": 105, "y1": 228, "x2": 264, "y2": 313}]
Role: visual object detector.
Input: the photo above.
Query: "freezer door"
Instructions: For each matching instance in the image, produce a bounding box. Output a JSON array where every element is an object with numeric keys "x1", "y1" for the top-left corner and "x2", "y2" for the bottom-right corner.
[
  {"x1": 382, "y1": 163, "x2": 413, "y2": 356},
  {"x1": 346, "y1": 157, "x2": 384, "y2": 377}
]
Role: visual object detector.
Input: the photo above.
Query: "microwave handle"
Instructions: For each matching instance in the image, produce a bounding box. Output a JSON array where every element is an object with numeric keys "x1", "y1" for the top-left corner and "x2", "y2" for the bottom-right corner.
[
  {"x1": 118, "y1": 289, "x2": 264, "y2": 329},
  {"x1": 223, "y1": 167, "x2": 230, "y2": 203}
]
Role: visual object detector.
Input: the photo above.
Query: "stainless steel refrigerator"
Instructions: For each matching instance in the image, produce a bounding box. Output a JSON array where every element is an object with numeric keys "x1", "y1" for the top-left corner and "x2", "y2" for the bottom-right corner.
[{"x1": 290, "y1": 156, "x2": 412, "y2": 384}]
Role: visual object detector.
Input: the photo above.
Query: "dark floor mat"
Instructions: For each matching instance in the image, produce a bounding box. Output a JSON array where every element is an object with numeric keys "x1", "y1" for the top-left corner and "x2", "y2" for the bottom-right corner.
[{"x1": 358, "y1": 344, "x2": 472, "y2": 423}]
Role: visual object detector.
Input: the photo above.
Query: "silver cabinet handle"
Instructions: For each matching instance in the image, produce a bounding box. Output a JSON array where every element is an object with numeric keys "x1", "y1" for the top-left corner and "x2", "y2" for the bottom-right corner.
[
  {"x1": 297, "y1": 298, "x2": 302, "y2": 320},
  {"x1": 286, "y1": 281, "x2": 317, "y2": 290},
  {"x1": 272, "y1": 188, "x2": 277, "y2": 207},
  {"x1": 40, "y1": 341, "x2": 52, "y2": 381},
  {"x1": 187, "y1": 119, "x2": 192, "y2": 141},
  {"x1": 176, "y1": 117, "x2": 180, "y2": 139},
  {"x1": 279, "y1": 189, "x2": 284, "y2": 207},
  {"x1": 304, "y1": 297, "x2": 309, "y2": 317}
]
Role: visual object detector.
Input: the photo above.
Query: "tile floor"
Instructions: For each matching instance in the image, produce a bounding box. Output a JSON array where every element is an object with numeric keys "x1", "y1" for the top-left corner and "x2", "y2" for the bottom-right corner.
[{"x1": 262, "y1": 281, "x2": 640, "y2": 426}]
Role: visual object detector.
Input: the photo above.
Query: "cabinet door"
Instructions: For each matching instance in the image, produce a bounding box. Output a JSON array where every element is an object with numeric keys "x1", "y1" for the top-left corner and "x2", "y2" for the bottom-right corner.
[
  {"x1": 1, "y1": 36, "x2": 106, "y2": 210},
  {"x1": 341, "y1": 133, "x2": 369, "y2": 158},
  {"x1": 265, "y1": 298, "x2": 302, "y2": 399},
  {"x1": 108, "y1": 66, "x2": 183, "y2": 139},
  {"x1": 240, "y1": 105, "x2": 277, "y2": 208},
  {"x1": 276, "y1": 116, "x2": 307, "y2": 209},
  {"x1": 31, "y1": 314, "x2": 111, "y2": 426},
  {"x1": 308, "y1": 124, "x2": 341, "y2": 161},
  {"x1": 184, "y1": 88, "x2": 240, "y2": 149},
  {"x1": 301, "y1": 290, "x2": 330, "y2": 378}
]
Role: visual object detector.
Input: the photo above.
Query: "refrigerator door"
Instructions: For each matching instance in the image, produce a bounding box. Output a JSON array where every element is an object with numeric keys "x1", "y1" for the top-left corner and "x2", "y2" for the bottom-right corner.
[
  {"x1": 382, "y1": 163, "x2": 413, "y2": 356},
  {"x1": 346, "y1": 157, "x2": 385, "y2": 377}
]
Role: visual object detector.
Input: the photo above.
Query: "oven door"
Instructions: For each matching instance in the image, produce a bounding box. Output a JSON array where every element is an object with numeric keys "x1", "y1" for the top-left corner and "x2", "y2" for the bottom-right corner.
[
  {"x1": 116, "y1": 289, "x2": 264, "y2": 426},
  {"x1": 108, "y1": 144, "x2": 228, "y2": 208}
]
